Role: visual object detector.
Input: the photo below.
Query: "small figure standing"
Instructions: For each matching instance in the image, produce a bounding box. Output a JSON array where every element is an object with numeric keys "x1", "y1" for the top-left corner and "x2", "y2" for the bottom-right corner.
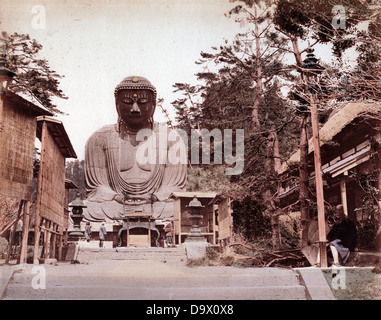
[
  {"x1": 99, "y1": 223, "x2": 107, "y2": 248},
  {"x1": 84, "y1": 222, "x2": 92, "y2": 242},
  {"x1": 164, "y1": 220, "x2": 174, "y2": 248},
  {"x1": 117, "y1": 219, "x2": 128, "y2": 247}
]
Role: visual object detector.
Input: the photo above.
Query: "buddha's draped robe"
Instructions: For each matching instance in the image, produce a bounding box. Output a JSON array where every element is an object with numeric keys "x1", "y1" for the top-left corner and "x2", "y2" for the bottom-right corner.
[{"x1": 83, "y1": 123, "x2": 187, "y2": 221}]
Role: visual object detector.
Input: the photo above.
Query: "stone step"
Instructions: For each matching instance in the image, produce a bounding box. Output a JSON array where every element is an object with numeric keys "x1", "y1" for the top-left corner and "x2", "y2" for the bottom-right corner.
[
  {"x1": 3, "y1": 282, "x2": 307, "y2": 300},
  {"x1": 77, "y1": 247, "x2": 187, "y2": 264},
  {"x1": 3, "y1": 263, "x2": 308, "y2": 300}
]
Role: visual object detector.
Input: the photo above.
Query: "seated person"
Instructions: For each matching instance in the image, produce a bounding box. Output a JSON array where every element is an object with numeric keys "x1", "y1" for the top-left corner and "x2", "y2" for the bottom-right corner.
[{"x1": 326, "y1": 204, "x2": 358, "y2": 266}]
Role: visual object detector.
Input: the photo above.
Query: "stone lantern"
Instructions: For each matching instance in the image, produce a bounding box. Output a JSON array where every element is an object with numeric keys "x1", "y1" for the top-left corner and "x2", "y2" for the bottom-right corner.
[
  {"x1": 302, "y1": 46, "x2": 325, "y2": 94},
  {"x1": 69, "y1": 194, "x2": 87, "y2": 238},
  {"x1": 185, "y1": 196, "x2": 206, "y2": 242}
]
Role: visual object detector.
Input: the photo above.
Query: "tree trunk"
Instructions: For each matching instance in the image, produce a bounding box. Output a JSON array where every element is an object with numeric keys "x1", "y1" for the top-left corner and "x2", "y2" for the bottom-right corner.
[
  {"x1": 299, "y1": 113, "x2": 310, "y2": 245},
  {"x1": 271, "y1": 210, "x2": 281, "y2": 249},
  {"x1": 291, "y1": 36, "x2": 303, "y2": 71},
  {"x1": 251, "y1": 4, "x2": 263, "y2": 131},
  {"x1": 290, "y1": 36, "x2": 311, "y2": 246},
  {"x1": 264, "y1": 126, "x2": 282, "y2": 249}
]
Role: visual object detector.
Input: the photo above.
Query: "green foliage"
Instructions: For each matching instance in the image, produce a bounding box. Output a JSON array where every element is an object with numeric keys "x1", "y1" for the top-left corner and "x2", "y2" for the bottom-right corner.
[
  {"x1": 357, "y1": 219, "x2": 378, "y2": 250},
  {"x1": 65, "y1": 160, "x2": 86, "y2": 202},
  {"x1": 279, "y1": 212, "x2": 301, "y2": 248},
  {"x1": 232, "y1": 197, "x2": 271, "y2": 241},
  {"x1": 177, "y1": 1, "x2": 300, "y2": 245},
  {"x1": 0, "y1": 32, "x2": 67, "y2": 114},
  {"x1": 274, "y1": 0, "x2": 381, "y2": 101},
  {"x1": 186, "y1": 166, "x2": 245, "y2": 194},
  {"x1": 351, "y1": 171, "x2": 381, "y2": 249},
  {"x1": 274, "y1": 0, "x2": 371, "y2": 45},
  {"x1": 171, "y1": 83, "x2": 203, "y2": 134},
  {"x1": 178, "y1": 0, "x2": 381, "y2": 247}
]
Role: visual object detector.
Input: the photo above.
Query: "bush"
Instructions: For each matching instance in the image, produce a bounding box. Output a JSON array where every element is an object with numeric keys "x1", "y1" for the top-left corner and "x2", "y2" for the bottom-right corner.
[{"x1": 279, "y1": 212, "x2": 301, "y2": 248}]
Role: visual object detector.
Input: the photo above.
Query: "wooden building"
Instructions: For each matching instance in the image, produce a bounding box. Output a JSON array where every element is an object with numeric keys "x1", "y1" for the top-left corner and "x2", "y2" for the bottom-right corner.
[
  {"x1": 0, "y1": 91, "x2": 52, "y2": 263},
  {"x1": 210, "y1": 194, "x2": 234, "y2": 247},
  {"x1": 0, "y1": 92, "x2": 51, "y2": 201},
  {"x1": 278, "y1": 102, "x2": 381, "y2": 242},
  {"x1": 33, "y1": 116, "x2": 77, "y2": 263},
  {"x1": 170, "y1": 192, "x2": 217, "y2": 245}
]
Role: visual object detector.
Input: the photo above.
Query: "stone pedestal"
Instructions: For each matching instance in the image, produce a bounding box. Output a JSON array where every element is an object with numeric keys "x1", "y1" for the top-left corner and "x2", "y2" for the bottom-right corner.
[
  {"x1": 184, "y1": 241, "x2": 210, "y2": 260},
  {"x1": 184, "y1": 196, "x2": 208, "y2": 259}
]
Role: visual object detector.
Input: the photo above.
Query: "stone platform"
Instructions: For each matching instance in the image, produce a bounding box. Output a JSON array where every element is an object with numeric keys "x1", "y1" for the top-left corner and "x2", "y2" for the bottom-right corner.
[{"x1": 77, "y1": 240, "x2": 114, "y2": 249}]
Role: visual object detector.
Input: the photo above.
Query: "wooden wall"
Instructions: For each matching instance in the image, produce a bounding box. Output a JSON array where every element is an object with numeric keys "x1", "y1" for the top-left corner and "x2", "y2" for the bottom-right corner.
[
  {"x1": 217, "y1": 197, "x2": 233, "y2": 242},
  {"x1": 37, "y1": 121, "x2": 67, "y2": 228},
  {"x1": 33, "y1": 118, "x2": 77, "y2": 262},
  {"x1": 0, "y1": 97, "x2": 36, "y2": 200}
]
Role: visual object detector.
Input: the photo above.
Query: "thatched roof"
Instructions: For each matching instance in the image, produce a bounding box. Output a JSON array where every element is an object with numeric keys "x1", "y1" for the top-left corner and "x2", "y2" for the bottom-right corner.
[
  {"x1": 278, "y1": 102, "x2": 381, "y2": 174},
  {"x1": 170, "y1": 191, "x2": 217, "y2": 199}
]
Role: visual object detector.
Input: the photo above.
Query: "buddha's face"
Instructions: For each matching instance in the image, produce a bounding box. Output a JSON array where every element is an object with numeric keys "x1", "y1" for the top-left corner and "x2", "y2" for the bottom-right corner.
[{"x1": 116, "y1": 89, "x2": 155, "y2": 127}]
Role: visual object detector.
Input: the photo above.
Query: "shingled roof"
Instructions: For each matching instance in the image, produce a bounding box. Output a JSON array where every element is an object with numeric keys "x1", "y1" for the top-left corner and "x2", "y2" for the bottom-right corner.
[{"x1": 36, "y1": 116, "x2": 77, "y2": 159}]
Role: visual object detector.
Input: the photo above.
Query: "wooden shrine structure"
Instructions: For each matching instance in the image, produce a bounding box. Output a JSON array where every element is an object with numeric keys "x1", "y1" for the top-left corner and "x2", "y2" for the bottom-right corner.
[
  {"x1": 33, "y1": 116, "x2": 77, "y2": 263},
  {"x1": 118, "y1": 212, "x2": 154, "y2": 247},
  {"x1": 170, "y1": 192, "x2": 217, "y2": 245},
  {"x1": 0, "y1": 91, "x2": 52, "y2": 263},
  {"x1": 210, "y1": 194, "x2": 234, "y2": 247}
]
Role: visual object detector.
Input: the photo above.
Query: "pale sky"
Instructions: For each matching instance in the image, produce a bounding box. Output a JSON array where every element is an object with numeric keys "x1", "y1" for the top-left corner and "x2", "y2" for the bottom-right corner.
[
  {"x1": 0, "y1": 0, "x2": 244, "y2": 159},
  {"x1": 1, "y1": 0, "x2": 341, "y2": 160}
]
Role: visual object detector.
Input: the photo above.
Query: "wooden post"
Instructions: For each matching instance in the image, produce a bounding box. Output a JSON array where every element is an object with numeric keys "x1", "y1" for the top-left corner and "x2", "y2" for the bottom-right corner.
[
  {"x1": 174, "y1": 199, "x2": 180, "y2": 245},
  {"x1": 340, "y1": 177, "x2": 348, "y2": 216},
  {"x1": 126, "y1": 217, "x2": 130, "y2": 247},
  {"x1": 148, "y1": 217, "x2": 151, "y2": 247},
  {"x1": 212, "y1": 205, "x2": 216, "y2": 245},
  {"x1": 33, "y1": 218, "x2": 43, "y2": 264},
  {"x1": 229, "y1": 199, "x2": 233, "y2": 243},
  {"x1": 43, "y1": 220, "x2": 49, "y2": 258},
  {"x1": 310, "y1": 95, "x2": 328, "y2": 267},
  {"x1": 0, "y1": 94, "x2": 4, "y2": 146},
  {"x1": 19, "y1": 200, "x2": 30, "y2": 264},
  {"x1": 43, "y1": 220, "x2": 53, "y2": 259},
  {"x1": 5, "y1": 200, "x2": 23, "y2": 264},
  {"x1": 51, "y1": 223, "x2": 57, "y2": 258},
  {"x1": 179, "y1": 200, "x2": 182, "y2": 245},
  {"x1": 57, "y1": 226, "x2": 63, "y2": 261},
  {"x1": 34, "y1": 120, "x2": 48, "y2": 264}
]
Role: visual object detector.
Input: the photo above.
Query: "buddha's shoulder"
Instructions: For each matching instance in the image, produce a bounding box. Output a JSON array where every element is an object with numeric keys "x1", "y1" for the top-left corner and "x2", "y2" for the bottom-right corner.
[{"x1": 87, "y1": 124, "x2": 117, "y2": 141}]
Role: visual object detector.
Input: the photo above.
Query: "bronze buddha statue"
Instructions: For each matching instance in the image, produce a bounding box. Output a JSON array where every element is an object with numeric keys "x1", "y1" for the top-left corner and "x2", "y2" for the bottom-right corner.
[{"x1": 83, "y1": 76, "x2": 187, "y2": 222}]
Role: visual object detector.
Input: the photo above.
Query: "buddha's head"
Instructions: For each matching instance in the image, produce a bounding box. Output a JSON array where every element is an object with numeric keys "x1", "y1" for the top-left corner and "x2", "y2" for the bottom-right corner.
[{"x1": 114, "y1": 76, "x2": 157, "y2": 130}]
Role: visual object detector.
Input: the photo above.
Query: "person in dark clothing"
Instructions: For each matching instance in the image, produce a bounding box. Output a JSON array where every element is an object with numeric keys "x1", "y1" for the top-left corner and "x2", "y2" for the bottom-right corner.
[
  {"x1": 326, "y1": 204, "x2": 358, "y2": 266},
  {"x1": 85, "y1": 222, "x2": 92, "y2": 242}
]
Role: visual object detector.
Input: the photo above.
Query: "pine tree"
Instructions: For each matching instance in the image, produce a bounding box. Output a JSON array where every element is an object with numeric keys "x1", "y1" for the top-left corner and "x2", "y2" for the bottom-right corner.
[
  {"x1": 273, "y1": 0, "x2": 381, "y2": 246},
  {"x1": 0, "y1": 32, "x2": 67, "y2": 114},
  {"x1": 174, "y1": 0, "x2": 300, "y2": 248},
  {"x1": 65, "y1": 160, "x2": 86, "y2": 202}
]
